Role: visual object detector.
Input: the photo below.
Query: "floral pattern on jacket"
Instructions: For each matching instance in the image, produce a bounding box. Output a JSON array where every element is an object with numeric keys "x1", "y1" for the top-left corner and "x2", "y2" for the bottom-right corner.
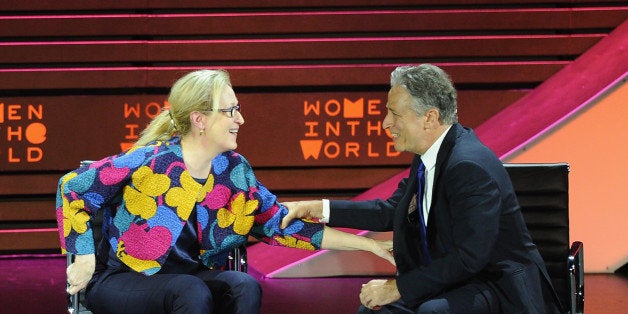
[{"x1": 56, "y1": 137, "x2": 323, "y2": 275}]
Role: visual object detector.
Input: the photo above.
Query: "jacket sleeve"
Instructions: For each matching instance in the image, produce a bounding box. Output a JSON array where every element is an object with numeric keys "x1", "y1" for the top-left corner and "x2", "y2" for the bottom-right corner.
[
  {"x1": 251, "y1": 183, "x2": 324, "y2": 250},
  {"x1": 55, "y1": 147, "x2": 148, "y2": 254},
  {"x1": 233, "y1": 153, "x2": 324, "y2": 250},
  {"x1": 328, "y1": 157, "x2": 418, "y2": 231}
]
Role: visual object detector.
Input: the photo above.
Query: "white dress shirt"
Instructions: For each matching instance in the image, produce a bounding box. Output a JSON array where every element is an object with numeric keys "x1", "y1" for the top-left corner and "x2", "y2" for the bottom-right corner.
[{"x1": 419, "y1": 125, "x2": 451, "y2": 224}]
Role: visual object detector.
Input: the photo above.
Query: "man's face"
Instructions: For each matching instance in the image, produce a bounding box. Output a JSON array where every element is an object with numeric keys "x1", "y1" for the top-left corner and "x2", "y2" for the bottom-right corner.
[{"x1": 382, "y1": 85, "x2": 429, "y2": 155}]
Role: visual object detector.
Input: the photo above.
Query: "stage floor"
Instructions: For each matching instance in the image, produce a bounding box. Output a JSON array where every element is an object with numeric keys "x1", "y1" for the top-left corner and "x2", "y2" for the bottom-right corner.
[{"x1": 1, "y1": 254, "x2": 626, "y2": 313}]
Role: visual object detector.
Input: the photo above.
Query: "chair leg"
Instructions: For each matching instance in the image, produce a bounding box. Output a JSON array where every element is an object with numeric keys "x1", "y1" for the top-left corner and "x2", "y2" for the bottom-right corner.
[
  {"x1": 568, "y1": 241, "x2": 584, "y2": 314},
  {"x1": 66, "y1": 253, "x2": 86, "y2": 313}
]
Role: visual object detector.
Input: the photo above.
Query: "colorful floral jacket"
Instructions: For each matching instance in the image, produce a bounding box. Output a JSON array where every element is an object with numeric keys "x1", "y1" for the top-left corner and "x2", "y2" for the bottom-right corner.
[{"x1": 56, "y1": 137, "x2": 323, "y2": 275}]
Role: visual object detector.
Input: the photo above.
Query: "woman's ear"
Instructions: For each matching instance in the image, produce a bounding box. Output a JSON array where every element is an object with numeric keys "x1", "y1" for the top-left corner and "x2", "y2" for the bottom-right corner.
[{"x1": 189, "y1": 111, "x2": 206, "y2": 131}]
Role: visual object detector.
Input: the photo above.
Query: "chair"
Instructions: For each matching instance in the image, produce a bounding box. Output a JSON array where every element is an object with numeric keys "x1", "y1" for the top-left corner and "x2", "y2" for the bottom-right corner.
[
  {"x1": 66, "y1": 161, "x2": 248, "y2": 313},
  {"x1": 504, "y1": 163, "x2": 584, "y2": 314}
]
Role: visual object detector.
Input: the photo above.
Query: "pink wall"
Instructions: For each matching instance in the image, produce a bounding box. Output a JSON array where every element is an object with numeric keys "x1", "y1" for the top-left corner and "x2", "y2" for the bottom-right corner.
[{"x1": 504, "y1": 77, "x2": 628, "y2": 273}]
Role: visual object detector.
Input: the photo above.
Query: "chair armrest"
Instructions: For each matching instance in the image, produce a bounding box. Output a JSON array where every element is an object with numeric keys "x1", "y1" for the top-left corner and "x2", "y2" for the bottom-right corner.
[
  {"x1": 568, "y1": 241, "x2": 584, "y2": 314},
  {"x1": 228, "y1": 245, "x2": 248, "y2": 273}
]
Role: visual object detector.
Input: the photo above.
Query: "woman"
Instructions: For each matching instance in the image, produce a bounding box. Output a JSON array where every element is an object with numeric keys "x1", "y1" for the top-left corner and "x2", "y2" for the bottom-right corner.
[{"x1": 57, "y1": 69, "x2": 394, "y2": 314}]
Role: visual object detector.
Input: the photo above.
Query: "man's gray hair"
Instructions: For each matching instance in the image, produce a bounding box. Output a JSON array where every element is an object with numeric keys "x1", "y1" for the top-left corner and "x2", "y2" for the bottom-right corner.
[{"x1": 390, "y1": 64, "x2": 458, "y2": 125}]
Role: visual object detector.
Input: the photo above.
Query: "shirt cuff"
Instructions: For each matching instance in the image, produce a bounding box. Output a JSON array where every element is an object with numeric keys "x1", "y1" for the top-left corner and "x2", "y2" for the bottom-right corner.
[{"x1": 321, "y1": 199, "x2": 330, "y2": 223}]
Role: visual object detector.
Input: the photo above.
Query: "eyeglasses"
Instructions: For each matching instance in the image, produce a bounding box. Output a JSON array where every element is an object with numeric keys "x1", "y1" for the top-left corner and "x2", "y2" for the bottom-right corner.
[{"x1": 208, "y1": 104, "x2": 241, "y2": 118}]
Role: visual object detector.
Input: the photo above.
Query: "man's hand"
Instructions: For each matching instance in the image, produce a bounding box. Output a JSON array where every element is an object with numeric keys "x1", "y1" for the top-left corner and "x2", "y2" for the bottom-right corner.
[
  {"x1": 66, "y1": 254, "x2": 96, "y2": 295},
  {"x1": 359, "y1": 279, "x2": 401, "y2": 310},
  {"x1": 280, "y1": 200, "x2": 323, "y2": 229}
]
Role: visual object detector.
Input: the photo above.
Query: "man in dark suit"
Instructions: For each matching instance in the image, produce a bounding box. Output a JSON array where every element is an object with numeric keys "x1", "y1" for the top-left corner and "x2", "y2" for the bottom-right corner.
[{"x1": 282, "y1": 64, "x2": 562, "y2": 313}]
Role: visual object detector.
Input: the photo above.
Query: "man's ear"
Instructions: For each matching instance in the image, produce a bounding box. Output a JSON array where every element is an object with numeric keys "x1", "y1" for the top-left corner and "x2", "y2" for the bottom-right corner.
[{"x1": 425, "y1": 108, "x2": 441, "y2": 126}]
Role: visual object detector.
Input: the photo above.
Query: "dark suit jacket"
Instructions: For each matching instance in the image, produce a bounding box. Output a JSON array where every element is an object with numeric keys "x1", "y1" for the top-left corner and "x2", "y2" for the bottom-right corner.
[{"x1": 329, "y1": 124, "x2": 561, "y2": 313}]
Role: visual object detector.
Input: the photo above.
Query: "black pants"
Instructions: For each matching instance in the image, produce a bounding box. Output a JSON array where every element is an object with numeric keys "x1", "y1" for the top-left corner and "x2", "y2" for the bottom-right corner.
[{"x1": 86, "y1": 269, "x2": 261, "y2": 314}]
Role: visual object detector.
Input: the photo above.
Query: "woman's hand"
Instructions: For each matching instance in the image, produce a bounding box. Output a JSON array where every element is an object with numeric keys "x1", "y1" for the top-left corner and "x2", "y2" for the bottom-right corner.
[
  {"x1": 66, "y1": 254, "x2": 96, "y2": 295},
  {"x1": 370, "y1": 239, "x2": 396, "y2": 266}
]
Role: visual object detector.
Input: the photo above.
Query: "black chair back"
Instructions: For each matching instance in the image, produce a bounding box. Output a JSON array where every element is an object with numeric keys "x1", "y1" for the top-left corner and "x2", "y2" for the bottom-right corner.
[{"x1": 504, "y1": 163, "x2": 570, "y2": 310}]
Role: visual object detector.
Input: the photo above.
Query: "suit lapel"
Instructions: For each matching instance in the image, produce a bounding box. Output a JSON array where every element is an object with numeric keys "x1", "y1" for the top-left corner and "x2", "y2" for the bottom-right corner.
[{"x1": 426, "y1": 123, "x2": 461, "y2": 246}]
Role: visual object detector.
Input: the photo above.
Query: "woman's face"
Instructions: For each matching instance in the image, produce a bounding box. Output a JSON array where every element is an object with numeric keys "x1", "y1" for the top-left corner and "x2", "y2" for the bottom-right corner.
[{"x1": 206, "y1": 85, "x2": 244, "y2": 153}]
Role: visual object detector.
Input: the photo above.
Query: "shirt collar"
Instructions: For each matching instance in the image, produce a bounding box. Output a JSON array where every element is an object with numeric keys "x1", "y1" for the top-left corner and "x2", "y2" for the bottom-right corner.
[{"x1": 421, "y1": 125, "x2": 452, "y2": 171}]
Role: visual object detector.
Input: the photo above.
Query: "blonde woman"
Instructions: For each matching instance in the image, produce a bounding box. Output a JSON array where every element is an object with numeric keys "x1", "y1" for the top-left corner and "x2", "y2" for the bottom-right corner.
[{"x1": 58, "y1": 69, "x2": 394, "y2": 314}]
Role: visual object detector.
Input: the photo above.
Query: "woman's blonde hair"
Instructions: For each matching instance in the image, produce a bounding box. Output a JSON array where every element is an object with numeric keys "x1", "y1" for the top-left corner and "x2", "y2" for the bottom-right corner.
[{"x1": 135, "y1": 69, "x2": 232, "y2": 146}]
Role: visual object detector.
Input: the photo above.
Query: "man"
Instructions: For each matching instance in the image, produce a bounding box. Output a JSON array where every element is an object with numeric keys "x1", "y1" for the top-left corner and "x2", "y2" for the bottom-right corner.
[{"x1": 281, "y1": 64, "x2": 562, "y2": 313}]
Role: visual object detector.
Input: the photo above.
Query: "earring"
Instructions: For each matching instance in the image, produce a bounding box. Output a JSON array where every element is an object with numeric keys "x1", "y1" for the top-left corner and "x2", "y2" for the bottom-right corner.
[{"x1": 200, "y1": 129, "x2": 205, "y2": 136}]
